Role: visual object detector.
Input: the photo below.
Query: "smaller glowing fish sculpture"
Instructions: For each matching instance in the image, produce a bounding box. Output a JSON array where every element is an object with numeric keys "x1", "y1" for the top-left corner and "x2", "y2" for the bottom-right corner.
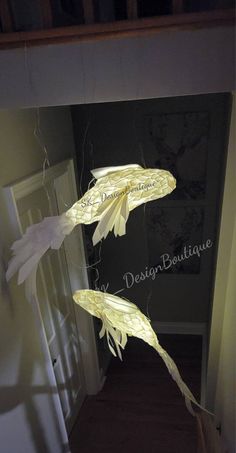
[
  {"x1": 6, "y1": 164, "x2": 176, "y2": 286},
  {"x1": 73, "y1": 289, "x2": 210, "y2": 417}
]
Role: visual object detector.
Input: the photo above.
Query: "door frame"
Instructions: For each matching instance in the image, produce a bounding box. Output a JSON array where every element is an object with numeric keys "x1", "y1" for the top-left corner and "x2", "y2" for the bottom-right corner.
[
  {"x1": 206, "y1": 93, "x2": 235, "y2": 412},
  {"x1": 1, "y1": 159, "x2": 102, "y2": 434},
  {"x1": 52, "y1": 159, "x2": 103, "y2": 395}
]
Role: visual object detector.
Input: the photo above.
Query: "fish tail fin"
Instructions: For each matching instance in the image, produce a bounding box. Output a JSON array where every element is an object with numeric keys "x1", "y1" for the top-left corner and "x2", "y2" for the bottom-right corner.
[
  {"x1": 92, "y1": 194, "x2": 129, "y2": 246},
  {"x1": 6, "y1": 213, "x2": 75, "y2": 285},
  {"x1": 153, "y1": 339, "x2": 213, "y2": 417}
]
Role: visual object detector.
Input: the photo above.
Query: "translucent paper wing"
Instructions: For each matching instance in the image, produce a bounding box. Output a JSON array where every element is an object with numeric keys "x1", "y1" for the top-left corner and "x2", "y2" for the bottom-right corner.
[
  {"x1": 6, "y1": 164, "x2": 176, "y2": 289},
  {"x1": 6, "y1": 214, "x2": 75, "y2": 284},
  {"x1": 73, "y1": 289, "x2": 212, "y2": 417},
  {"x1": 92, "y1": 192, "x2": 129, "y2": 245}
]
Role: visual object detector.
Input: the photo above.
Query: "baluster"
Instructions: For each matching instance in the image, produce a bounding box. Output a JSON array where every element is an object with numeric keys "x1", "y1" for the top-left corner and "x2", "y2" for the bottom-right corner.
[
  {"x1": 0, "y1": 0, "x2": 13, "y2": 32},
  {"x1": 172, "y1": 0, "x2": 184, "y2": 14},
  {"x1": 39, "y1": 0, "x2": 53, "y2": 28},
  {"x1": 127, "y1": 0, "x2": 138, "y2": 20},
  {"x1": 82, "y1": 0, "x2": 95, "y2": 24}
]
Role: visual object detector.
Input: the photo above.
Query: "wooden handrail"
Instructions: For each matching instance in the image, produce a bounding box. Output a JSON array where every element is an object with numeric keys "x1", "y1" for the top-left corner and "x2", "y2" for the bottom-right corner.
[{"x1": 0, "y1": 9, "x2": 234, "y2": 50}]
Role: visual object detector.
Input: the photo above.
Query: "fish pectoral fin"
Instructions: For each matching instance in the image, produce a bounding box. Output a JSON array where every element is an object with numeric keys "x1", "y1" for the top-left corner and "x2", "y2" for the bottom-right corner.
[
  {"x1": 113, "y1": 194, "x2": 129, "y2": 237},
  {"x1": 92, "y1": 194, "x2": 130, "y2": 245}
]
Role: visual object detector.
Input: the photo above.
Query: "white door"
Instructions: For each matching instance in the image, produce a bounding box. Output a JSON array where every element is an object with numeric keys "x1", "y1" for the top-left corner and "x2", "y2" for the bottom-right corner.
[{"x1": 2, "y1": 159, "x2": 101, "y2": 434}]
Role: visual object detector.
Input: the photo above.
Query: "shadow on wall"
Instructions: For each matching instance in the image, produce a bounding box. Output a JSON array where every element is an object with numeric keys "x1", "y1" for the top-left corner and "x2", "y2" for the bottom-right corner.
[{"x1": 0, "y1": 257, "x2": 70, "y2": 453}]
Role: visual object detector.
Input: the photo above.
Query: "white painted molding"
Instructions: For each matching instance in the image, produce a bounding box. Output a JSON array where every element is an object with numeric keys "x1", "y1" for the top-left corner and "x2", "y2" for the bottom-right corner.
[
  {"x1": 6, "y1": 159, "x2": 70, "y2": 201},
  {"x1": 0, "y1": 28, "x2": 234, "y2": 109}
]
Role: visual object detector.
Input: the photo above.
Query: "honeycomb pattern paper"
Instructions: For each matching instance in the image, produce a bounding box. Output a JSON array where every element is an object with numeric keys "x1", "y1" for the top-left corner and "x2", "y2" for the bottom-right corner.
[
  {"x1": 6, "y1": 164, "x2": 176, "y2": 285},
  {"x1": 73, "y1": 289, "x2": 209, "y2": 417}
]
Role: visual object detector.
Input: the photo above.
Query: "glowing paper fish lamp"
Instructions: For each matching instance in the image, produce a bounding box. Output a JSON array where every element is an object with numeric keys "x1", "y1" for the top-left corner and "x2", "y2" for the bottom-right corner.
[
  {"x1": 6, "y1": 164, "x2": 176, "y2": 285},
  {"x1": 73, "y1": 289, "x2": 206, "y2": 417}
]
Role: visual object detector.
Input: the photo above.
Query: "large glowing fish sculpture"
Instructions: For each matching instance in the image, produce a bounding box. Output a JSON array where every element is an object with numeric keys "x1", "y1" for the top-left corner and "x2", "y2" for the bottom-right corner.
[
  {"x1": 6, "y1": 164, "x2": 176, "y2": 285},
  {"x1": 73, "y1": 289, "x2": 209, "y2": 417}
]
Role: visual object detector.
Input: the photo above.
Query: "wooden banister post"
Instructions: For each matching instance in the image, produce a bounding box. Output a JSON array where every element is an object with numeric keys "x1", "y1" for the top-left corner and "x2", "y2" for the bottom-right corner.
[
  {"x1": 0, "y1": 0, "x2": 14, "y2": 32},
  {"x1": 82, "y1": 0, "x2": 95, "y2": 24},
  {"x1": 127, "y1": 0, "x2": 138, "y2": 20},
  {"x1": 172, "y1": 0, "x2": 184, "y2": 14},
  {"x1": 40, "y1": 0, "x2": 53, "y2": 29}
]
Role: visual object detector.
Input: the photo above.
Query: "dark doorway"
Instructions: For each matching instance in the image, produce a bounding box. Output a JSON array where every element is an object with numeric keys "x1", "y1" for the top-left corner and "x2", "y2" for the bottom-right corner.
[
  {"x1": 71, "y1": 93, "x2": 231, "y2": 324},
  {"x1": 69, "y1": 93, "x2": 231, "y2": 451}
]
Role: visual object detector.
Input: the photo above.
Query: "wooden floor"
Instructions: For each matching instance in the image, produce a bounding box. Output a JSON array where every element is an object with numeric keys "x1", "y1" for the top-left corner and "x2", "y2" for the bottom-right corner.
[{"x1": 69, "y1": 334, "x2": 202, "y2": 453}]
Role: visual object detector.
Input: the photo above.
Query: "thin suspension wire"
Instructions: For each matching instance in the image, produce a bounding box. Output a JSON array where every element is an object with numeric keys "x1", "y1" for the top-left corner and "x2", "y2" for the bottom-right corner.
[
  {"x1": 133, "y1": 38, "x2": 152, "y2": 319},
  {"x1": 143, "y1": 204, "x2": 152, "y2": 321},
  {"x1": 79, "y1": 121, "x2": 91, "y2": 197},
  {"x1": 24, "y1": 41, "x2": 36, "y2": 101},
  {"x1": 24, "y1": 42, "x2": 52, "y2": 207},
  {"x1": 33, "y1": 108, "x2": 53, "y2": 207},
  {"x1": 23, "y1": 38, "x2": 104, "y2": 282},
  {"x1": 118, "y1": 39, "x2": 126, "y2": 102},
  {"x1": 56, "y1": 41, "x2": 103, "y2": 281}
]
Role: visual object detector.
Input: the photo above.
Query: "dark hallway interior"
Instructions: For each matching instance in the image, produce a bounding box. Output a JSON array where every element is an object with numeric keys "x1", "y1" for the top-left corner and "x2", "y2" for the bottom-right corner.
[{"x1": 69, "y1": 334, "x2": 202, "y2": 453}]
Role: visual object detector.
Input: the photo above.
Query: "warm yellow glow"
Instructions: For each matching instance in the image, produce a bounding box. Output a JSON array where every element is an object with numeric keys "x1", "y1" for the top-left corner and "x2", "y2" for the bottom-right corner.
[
  {"x1": 67, "y1": 164, "x2": 176, "y2": 245},
  {"x1": 6, "y1": 164, "x2": 176, "y2": 284},
  {"x1": 73, "y1": 289, "x2": 209, "y2": 417}
]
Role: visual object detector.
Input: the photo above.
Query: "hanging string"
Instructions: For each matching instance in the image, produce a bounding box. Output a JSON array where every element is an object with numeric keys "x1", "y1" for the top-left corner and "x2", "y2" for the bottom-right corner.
[
  {"x1": 87, "y1": 176, "x2": 96, "y2": 191},
  {"x1": 143, "y1": 203, "x2": 152, "y2": 320},
  {"x1": 64, "y1": 235, "x2": 103, "y2": 272},
  {"x1": 83, "y1": 122, "x2": 104, "y2": 289},
  {"x1": 33, "y1": 108, "x2": 52, "y2": 206},
  {"x1": 118, "y1": 39, "x2": 127, "y2": 102},
  {"x1": 136, "y1": 36, "x2": 153, "y2": 318},
  {"x1": 23, "y1": 38, "x2": 107, "y2": 296},
  {"x1": 93, "y1": 241, "x2": 103, "y2": 289},
  {"x1": 24, "y1": 41, "x2": 37, "y2": 102},
  {"x1": 81, "y1": 40, "x2": 86, "y2": 106},
  {"x1": 132, "y1": 38, "x2": 152, "y2": 319},
  {"x1": 107, "y1": 36, "x2": 151, "y2": 311},
  {"x1": 54, "y1": 122, "x2": 103, "y2": 275},
  {"x1": 130, "y1": 36, "x2": 147, "y2": 172},
  {"x1": 60, "y1": 41, "x2": 104, "y2": 283},
  {"x1": 88, "y1": 41, "x2": 97, "y2": 105},
  {"x1": 76, "y1": 41, "x2": 105, "y2": 287},
  {"x1": 141, "y1": 144, "x2": 153, "y2": 319},
  {"x1": 89, "y1": 140, "x2": 95, "y2": 172},
  {"x1": 79, "y1": 120, "x2": 91, "y2": 197},
  {"x1": 34, "y1": 108, "x2": 51, "y2": 173},
  {"x1": 114, "y1": 288, "x2": 125, "y2": 296},
  {"x1": 24, "y1": 42, "x2": 53, "y2": 207},
  {"x1": 53, "y1": 40, "x2": 105, "y2": 283}
]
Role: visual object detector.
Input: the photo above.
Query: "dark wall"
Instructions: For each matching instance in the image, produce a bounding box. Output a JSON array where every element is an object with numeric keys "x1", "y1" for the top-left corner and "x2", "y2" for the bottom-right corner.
[{"x1": 71, "y1": 93, "x2": 231, "y2": 323}]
